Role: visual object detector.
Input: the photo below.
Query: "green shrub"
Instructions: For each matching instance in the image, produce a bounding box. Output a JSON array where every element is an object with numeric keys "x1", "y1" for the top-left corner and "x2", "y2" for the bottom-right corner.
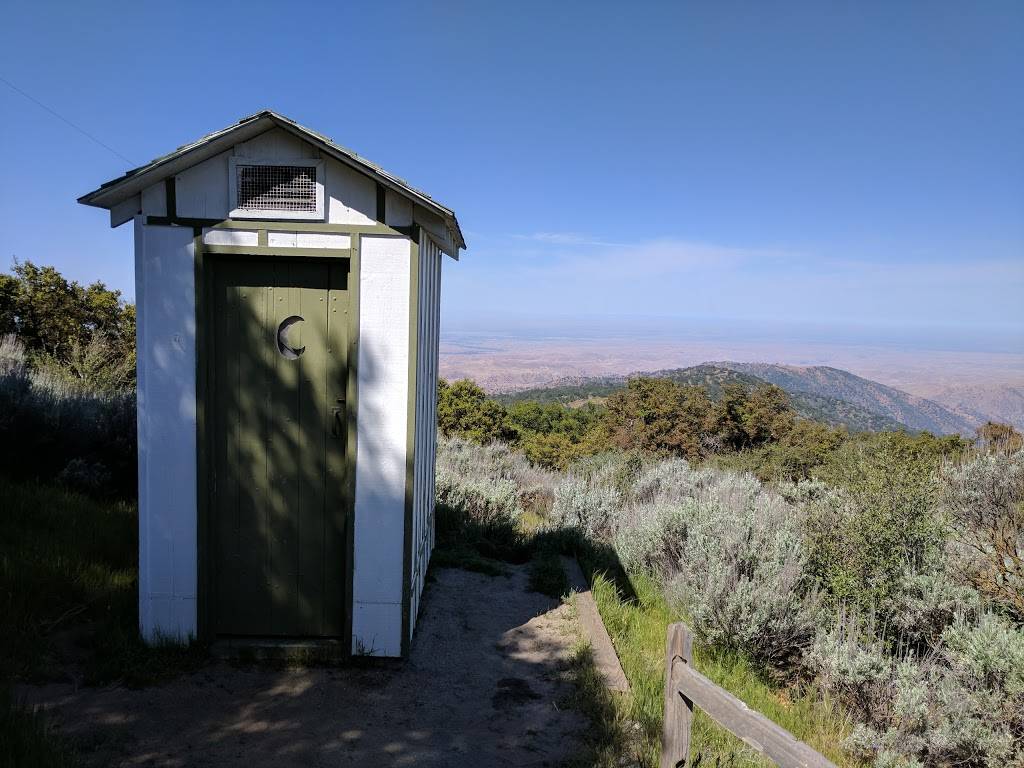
[
  {"x1": 805, "y1": 432, "x2": 951, "y2": 611},
  {"x1": 437, "y1": 379, "x2": 518, "y2": 444},
  {"x1": 0, "y1": 336, "x2": 135, "y2": 496}
]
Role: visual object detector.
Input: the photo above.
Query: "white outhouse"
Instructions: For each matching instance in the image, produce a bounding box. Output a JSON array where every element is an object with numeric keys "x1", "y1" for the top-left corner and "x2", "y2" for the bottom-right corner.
[{"x1": 79, "y1": 111, "x2": 464, "y2": 657}]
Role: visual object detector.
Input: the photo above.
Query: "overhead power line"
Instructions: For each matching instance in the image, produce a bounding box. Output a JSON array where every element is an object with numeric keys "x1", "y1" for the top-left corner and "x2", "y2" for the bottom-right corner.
[{"x1": 0, "y1": 75, "x2": 136, "y2": 166}]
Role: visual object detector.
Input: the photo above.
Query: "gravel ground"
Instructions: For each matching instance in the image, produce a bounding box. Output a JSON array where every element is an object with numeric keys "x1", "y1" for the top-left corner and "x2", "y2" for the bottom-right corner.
[{"x1": 22, "y1": 565, "x2": 586, "y2": 767}]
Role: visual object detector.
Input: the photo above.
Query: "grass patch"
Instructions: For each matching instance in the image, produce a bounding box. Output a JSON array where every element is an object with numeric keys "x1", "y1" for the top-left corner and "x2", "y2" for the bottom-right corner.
[
  {"x1": 589, "y1": 571, "x2": 857, "y2": 767},
  {"x1": 560, "y1": 636, "x2": 639, "y2": 768},
  {"x1": 0, "y1": 689, "x2": 77, "y2": 768},
  {"x1": 0, "y1": 477, "x2": 207, "y2": 687}
]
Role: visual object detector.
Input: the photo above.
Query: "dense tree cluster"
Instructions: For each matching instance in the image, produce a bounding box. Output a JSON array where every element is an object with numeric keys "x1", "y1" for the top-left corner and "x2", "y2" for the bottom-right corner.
[
  {"x1": 438, "y1": 378, "x2": 603, "y2": 469},
  {"x1": 438, "y1": 373, "x2": 1020, "y2": 482},
  {"x1": 0, "y1": 259, "x2": 136, "y2": 388},
  {"x1": 439, "y1": 375, "x2": 857, "y2": 477}
]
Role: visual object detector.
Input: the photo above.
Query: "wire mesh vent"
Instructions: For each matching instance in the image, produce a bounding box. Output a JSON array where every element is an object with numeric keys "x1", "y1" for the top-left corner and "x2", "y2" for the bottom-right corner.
[{"x1": 236, "y1": 165, "x2": 317, "y2": 212}]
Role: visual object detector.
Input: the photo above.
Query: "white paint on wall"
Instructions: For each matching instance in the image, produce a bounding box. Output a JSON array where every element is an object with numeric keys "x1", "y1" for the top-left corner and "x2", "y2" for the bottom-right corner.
[
  {"x1": 141, "y1": 183, "x2": 167, "y2": 217},
  {"x1": 266, "y1": 232, "x2": 352, "y2": 249},
  {"x1": 326, "y1": 157, "x2": 377, "y2": 226},
  {"x1": 352, "y1": 603, "x2": 403, "y2": 657},
  {"x1": 297, "y1": 232, "x2": 350, "y2": 249},
  {"x1": 385, "y1": 189, "x2": 413, "y2": 227},
  {"x1": 352, "y1": 235, "x2": 410, "y2": 657},
  {"x1": 134, "y1": 217, "x2": 198, "y2": 643},
  {"x1": 202, "y1": 228, "x2": 259, "y2": 246},
  {"x1": 266, "y1": 231, "x2": 298, "y2": 248},
  {"x1": 176, "y1": 150, "x2": 231, "y2": 219},
  {"x1": 233, "y1": 128, "x2": 318, "y2": 160},
  {"x1": 408, "y1": 234, "x2": 442, "y2": 638},
  {"x1": 112, "y1": 194, "x2": 141, "y2": 227}
]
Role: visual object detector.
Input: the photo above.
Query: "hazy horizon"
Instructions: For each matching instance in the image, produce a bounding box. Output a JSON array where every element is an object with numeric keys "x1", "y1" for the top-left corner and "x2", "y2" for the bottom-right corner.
[
  {"x1": 441, "y1": 312, "x2": 1024, "y2": 355},
  {"x1": 439, "y1": 311, "x2": 1024, "y2": 405}
]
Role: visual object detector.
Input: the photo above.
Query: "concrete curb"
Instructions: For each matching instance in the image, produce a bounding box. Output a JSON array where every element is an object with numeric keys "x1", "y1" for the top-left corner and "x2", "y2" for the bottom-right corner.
[{"x1": 563, "y1": 556, "x2": 630, "y2": 693}]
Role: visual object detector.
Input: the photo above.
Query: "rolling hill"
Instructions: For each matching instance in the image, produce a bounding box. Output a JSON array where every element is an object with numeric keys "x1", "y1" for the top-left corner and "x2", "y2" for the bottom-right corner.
[
  {"x1": 713, "y1": 362, "x2": 979, "y2": 435},
  {"x1": 926, "y1": 384, "x2": 1024, "y2": 432},
  {"x1": 494, "y1": 364, "x2": 908, "y2": 433}
]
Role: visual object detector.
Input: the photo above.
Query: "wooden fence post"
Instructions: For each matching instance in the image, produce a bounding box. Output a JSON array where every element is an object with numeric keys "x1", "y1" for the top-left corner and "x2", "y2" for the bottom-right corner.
[{"x1": 661, "y1": 622, "x2": 694, "y2": 768}]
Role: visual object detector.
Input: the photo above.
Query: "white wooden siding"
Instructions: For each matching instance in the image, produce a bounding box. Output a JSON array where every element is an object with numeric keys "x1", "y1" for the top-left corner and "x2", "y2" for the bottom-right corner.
[
  {"x1": 408, "y1": 234, "x2": 443, "y2": 639},
  {"x1": 146, "y1": 129, "x2": 380, "y2": 226},
  {"x1": 176, "y1": 150, "x2": 231, "y2": 218},
  {"x1": 134, "y1": 218, "x2": 198, "y2": 642},
  {"x1": 385, "y1": 189, "x2": 413, "y2": 227},
  {"x1": 141, "y1": 183, "x2": 167, "y2": 217},
  {"x1": 233, "y1": 127, "x2": 318, "y2": 160},
  {"x1": 352, "y1": 236, "x2": 411, "y2": 656},
  {"x1": 326, "y1": 156, "x2": 377, "y2": 225},
  {"x1": 202, "y1": 228, "x2": 258, "y2": 246}
]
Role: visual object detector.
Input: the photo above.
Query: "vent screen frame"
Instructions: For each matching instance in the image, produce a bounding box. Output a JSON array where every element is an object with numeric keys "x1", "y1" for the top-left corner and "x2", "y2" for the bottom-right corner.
[{"x1": 228, "y1": 157, "x2": 325, "y2": 221}]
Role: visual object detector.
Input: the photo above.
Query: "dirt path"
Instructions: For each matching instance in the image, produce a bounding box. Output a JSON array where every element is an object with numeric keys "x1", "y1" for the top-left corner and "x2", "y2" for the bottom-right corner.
[{"x1": 22, "y1": 565, "x2": 586, "y2": 767}]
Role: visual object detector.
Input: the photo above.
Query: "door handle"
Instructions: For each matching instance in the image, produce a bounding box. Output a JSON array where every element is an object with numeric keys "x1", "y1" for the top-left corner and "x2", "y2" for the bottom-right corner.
[{"x1": 331, "y1": 398, "x2": 345, "y2": 437}]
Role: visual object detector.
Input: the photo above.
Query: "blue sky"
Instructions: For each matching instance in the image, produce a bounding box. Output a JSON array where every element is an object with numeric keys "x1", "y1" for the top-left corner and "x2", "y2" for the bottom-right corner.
[{"x1": 1, "y1": 1, "x2": 1021, "y2": 342}]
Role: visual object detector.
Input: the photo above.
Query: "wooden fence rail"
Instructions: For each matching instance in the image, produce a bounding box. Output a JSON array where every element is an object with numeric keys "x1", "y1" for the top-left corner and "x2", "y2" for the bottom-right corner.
[{"x1": 660, "y1": 623, "x2": 838, "y2": 768}]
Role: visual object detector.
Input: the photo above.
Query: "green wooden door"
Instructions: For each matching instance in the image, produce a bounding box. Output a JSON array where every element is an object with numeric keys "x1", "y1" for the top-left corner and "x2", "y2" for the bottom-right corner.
[{"x1": 210, "y1": 258, "x2": 349, "y2": 637}]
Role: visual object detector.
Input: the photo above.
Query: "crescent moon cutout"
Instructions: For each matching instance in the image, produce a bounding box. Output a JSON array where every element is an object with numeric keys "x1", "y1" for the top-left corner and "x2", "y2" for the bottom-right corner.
[{"x1": 276, "y1": 315, "x2": 305, "y2": 360}]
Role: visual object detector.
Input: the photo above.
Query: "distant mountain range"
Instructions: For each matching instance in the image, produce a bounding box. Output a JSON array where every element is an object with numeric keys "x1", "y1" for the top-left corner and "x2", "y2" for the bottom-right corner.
[
  {"x1": 712, "y1": 363, "x2": 980, "y2": 435},
  {"x1": 494, "y1": 362, "x2": 989, "y2": 436},
  {"x1": 925, "y1": 383, "x2": 1024, "y2": 432}
]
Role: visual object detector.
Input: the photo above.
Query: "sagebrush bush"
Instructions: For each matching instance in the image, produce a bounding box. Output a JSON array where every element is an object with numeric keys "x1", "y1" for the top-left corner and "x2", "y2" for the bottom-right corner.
[
  {"x1": 435, "y1": 435, "x2": 557, "y2": 528},
  {"x1": 436, "y1": 435, "x2": 1024, "y2": 765},
  {"x1": 566, "y1": 450, "x2": 644, "y2": 495},
  {"x1": 611, "y1": 459, "x2": 714, "y2": 573},
  {"x1": 628, "y1": 457, "x2": 714, "y2": 505},
  {"x1": 549, "y1": 453, "x2": 821, "y2": 669},
  {"x1": 808, "y1": 612, "x2": 1024, "y2": 768},
  {"x1": 885, "y1": 569, "x2": 982, "y2": 651},
  {"x1": 941, "y1": 451, "x2": 1024, "y2": 617},
  {"x1": 550, "y1": 475, "x2": 623, "y2": 539},
  {"x1": 662, "y1": 473, "x2": 820, "y2": 671},
  {"x1": 614, "y1": 501, "x2": 690, "y2": 574},
  {"x1": 31, "y1": 335, "x2": 136, "y2": 393}
]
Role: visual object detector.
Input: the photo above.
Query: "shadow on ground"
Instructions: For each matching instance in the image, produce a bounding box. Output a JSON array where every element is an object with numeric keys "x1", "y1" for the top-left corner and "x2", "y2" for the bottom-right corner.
[{"x1": 22, "y1": 565, "x2": 585, "y2": 768}]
